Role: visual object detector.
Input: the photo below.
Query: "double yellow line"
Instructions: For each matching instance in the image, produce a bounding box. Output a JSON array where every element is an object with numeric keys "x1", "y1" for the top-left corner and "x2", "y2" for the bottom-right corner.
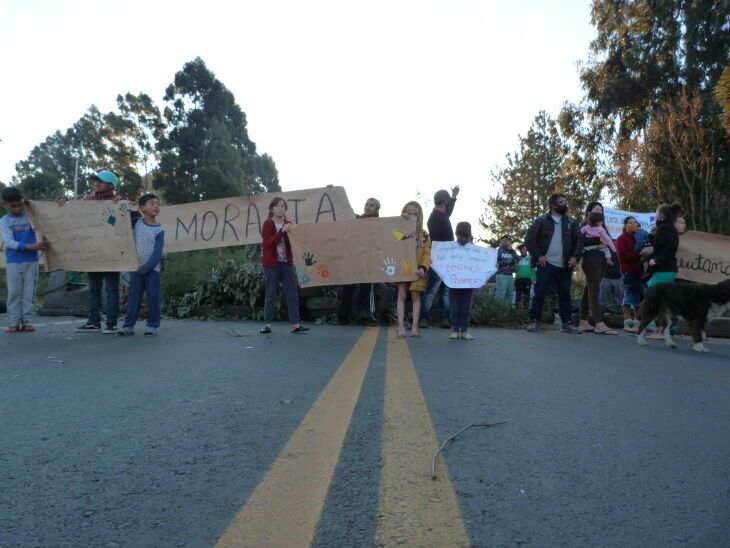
[{"x1": 216, "y1": 327, "x2": 470, "y2": 548}]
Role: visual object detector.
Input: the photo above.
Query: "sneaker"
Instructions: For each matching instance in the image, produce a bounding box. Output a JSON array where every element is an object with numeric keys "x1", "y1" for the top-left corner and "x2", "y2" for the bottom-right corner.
[
  {"x1": 461, "y1": 333, "x2": 474, "y2": 340},
  {"x1": 260, "y1": 326, "x2": 272, "y2": 334},
  {"x1": 291, "y1": 325, "x2": 309, "y2": 333},
  {"x1": 418, "y1": 317, "x2": 429, "y2": 329},
  {"x1": 117, "y1": 328, "x2": 135, "y2": 336},
  {"x1": 526, "y1": 321, "x2": 539, "y2": 332},
  {"x1": 439, "y1": 318, "x2": 451, "y2": 329},
  {"x1": 102, "y1": 325, "x2": 118, "y2": 334},
  {"x1": 449, "y1": 332, "x2": 459, "y2": 339},
  {"x1": 144, "y1": 328, "x2": 158, "y2": 337},
  {"x1": 75, "y1": 323, "x2": 101, "y2": 333},
  {"x1": 561, "y1": 323, "x2": 582, "y2": 334}
]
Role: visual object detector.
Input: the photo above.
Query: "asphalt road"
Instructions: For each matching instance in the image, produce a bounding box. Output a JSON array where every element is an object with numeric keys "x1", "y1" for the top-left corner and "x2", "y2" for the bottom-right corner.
[{"x1": 1, "y1": 316, "x2": 729, "y2": 547}]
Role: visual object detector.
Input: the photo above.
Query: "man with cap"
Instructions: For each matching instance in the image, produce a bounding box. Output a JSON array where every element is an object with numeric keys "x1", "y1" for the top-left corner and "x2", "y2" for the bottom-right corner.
[
  {"x1": 420, "y1": 185, "x2": 459, "y2": 329},
  {"x1": 57, "y1": 170, "x2": 140, "y2": 334}
]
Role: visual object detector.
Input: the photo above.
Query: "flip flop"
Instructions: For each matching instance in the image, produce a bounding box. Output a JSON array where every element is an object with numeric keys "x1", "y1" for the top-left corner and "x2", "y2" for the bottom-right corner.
[
  {"x1": 594, "y1": 329, "x2": 618, "y2": 335},
  {"x1": 5, "y1": 325, "x2": 22, "y2": 333},
  {"x1": 21, "y1": 325, "x2": 35, "y2": 332},
  {"x1": 396, "y1": 328, "x2": 407, "y2": 338}
]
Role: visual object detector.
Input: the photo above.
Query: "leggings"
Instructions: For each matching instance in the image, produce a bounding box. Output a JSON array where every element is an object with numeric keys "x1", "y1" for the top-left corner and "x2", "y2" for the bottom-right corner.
[{"x1": 580, "y1": 256, "x2": 607, "y2": 323}]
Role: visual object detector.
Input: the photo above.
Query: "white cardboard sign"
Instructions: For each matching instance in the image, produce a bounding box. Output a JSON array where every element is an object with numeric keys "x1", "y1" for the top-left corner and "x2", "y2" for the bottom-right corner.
[{"x1": 430, "y1": 241, "x2": 498, "y2": 289}]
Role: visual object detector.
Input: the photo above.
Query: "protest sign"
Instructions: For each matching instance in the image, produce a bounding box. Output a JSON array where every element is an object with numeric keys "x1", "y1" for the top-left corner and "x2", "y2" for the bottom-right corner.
[
  {"x1": 26, "y1": 200, "x2": 139, "y2": 272},
  {"x1": 288, "y1": 216, "x2": 418, "y2": 287},
  {"x1": 677, "y1": 230, "x2": 730, "y2": 284},
  {"x1": 603, "y1": 207, "x2": 655, "y2": 239},
  {"x1": 430, "y1": 242, "x2": 498, "y2": 289},
  {"x1": 158, "y1": 186, "x2": 354, "y2": 253}
]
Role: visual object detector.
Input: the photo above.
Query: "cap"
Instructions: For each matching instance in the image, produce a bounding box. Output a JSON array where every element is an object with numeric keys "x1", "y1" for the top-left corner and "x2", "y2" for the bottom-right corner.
[{"x1": 91, "y1": 170, "x2": 118, "y2": 187}]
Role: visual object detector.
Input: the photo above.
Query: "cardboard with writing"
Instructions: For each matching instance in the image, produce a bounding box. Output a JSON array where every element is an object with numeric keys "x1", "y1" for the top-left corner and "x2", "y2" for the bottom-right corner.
[
  {"x1": 677, "y1": 230, "x2": 730, "y2": 284},
  {"x1": 430, "y1": 241, "x2": 498, "y2": 289},
  {"x1": 288, "y1": 216, "x2": 418, "y2": 287},
  {"x1": 26, "y1": 200, "x2": 139, "y2": 272},
  {"x1": 158, "y1": 186, "x2": 354, "y2": 253}
]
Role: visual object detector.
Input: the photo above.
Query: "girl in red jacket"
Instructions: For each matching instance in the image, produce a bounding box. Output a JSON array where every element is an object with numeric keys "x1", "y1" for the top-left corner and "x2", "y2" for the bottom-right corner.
[{"x1": 260, "y1": 197, "x2": 308, "y2": 334}]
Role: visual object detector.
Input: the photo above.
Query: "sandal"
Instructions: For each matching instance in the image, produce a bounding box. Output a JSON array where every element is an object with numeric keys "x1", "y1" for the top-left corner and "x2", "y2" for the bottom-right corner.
[
  {"x1": 21, "y1": 325, "x2": 35, "y2": 332},
  {"x1": 5, "y1": 325, "x2": 22, "y2": 333},
  {"x1": 396, "y1": 328, "x2": 406, "y2": 338},
  {"x1": 594, "y1": 329, "x2": 618, "y2": 335},
  {"x1": 410, "y1": 329, "x2": 421, "y2": 338}
]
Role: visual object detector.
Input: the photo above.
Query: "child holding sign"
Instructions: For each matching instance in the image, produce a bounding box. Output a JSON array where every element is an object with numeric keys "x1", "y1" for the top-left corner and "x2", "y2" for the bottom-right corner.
[
  {"x1": 449, "y1": 222, "x2": 475, "y2": 340},
  {"x1": 118, "y1": 194, "x2": 165, "y2": 336},
  {"x1": 395, "y1": 201, "x2": 431, "y2": 338},
  {"x1": 1, "y1": 187, "x2": 47, "y2": 332}
]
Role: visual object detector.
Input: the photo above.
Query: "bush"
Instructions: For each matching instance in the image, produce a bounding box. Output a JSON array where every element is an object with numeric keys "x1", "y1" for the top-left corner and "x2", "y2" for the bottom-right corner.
[
  {"x1": 166, "y1": 257, "x2": 278, "y2": 320},
  {"x1": 469, "y1": 288, "x2": 526, "y2": 327}
]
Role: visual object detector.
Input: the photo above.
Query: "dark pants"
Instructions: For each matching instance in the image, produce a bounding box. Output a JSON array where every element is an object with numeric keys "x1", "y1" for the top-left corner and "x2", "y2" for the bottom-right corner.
[
  {"x1": 124, "y1": 271, "x2": 161, "y2": 328},
  {"x1": 87, "y1": 272, "x2": 120, "y2": 327},
  {"x1": 264, "y1": 262, "x2": 300, "y2": 323},
  {"x1": 530, "y1": 264, "x2": 572, "y2": 325},
  {"x1": 450, "y1": 288, "x2": 473, "y2": 333},
  {"x1": 580, "y1": 256, "x2": 607, "y2": 323},
  {"x1": 340, "y1": 283, "x2": 374, "y2": 322},
  {"x1": 514, "y1": 277, "x2": 532, "y2": 309},
  {"x1": 423, "y1": 269, "x2": 450, "y2": 320}
]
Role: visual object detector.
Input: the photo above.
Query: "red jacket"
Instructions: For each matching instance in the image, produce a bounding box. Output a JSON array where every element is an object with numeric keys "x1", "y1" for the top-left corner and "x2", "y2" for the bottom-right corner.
[
  {"x1": 615, "y1": 232, "x2": 643, "y2": 274},
  {"x1": 260, "y1": 218, "x2": 293, "y2": 266}
]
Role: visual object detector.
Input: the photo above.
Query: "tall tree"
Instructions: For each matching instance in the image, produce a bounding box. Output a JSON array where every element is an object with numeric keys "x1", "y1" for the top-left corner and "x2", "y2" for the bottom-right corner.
[
  {"x1": 153, "y1": 57, "x2": 270, "y2": 203},
  {"x1": 480, "y1": 112, "x2": 571, "y2": 245}
]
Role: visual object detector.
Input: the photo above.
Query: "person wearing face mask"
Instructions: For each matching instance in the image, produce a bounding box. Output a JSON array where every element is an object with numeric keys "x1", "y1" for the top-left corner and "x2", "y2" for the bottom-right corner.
[
  {"x1": 448, "y1": 222, "x2": 476, "y2": 340},
  {"x1": 524, "y1": 193, "x2": 583, "y2": 333}
]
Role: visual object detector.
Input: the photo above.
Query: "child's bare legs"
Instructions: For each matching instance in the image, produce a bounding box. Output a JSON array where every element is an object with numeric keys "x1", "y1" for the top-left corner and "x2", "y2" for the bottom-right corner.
[
  {"x1": 411, "y1": 290, "x2": 421, "y2": 334},
  {"x1": 396, "y1": 283, "x2": 407, "y2": 333}
]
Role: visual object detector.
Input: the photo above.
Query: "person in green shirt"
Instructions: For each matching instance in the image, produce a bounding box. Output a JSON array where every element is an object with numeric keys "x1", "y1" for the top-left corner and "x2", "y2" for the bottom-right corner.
[{"x1": 514, "y1": 244, "x2": 536, "y2": 310}]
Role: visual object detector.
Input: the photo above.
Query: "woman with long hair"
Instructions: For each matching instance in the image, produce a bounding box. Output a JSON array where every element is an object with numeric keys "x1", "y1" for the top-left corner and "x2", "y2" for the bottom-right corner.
[
  {"x1": 615, "y1": 216, "x2": 644, "y2": 332},
  {"x1": 395, "y1": 201, "x2": 431, "y2": 338},
  {"x1": 578, "y1": 201, "x2": 618, "y2": 335},
  {"x1": 259, "y1": 197, "x2": 308, "y2": 334}
]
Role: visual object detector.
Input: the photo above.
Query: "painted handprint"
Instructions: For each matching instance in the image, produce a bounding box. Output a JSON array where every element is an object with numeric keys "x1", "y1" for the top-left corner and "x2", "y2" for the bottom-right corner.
[
  {"x1": 399, "y1": 260, "x2": 413, "y2": 276},
  {"x1": 102, "y1": 206, "x2": 117, "y2": 226},
  {"x1": 380, "y1": 257, "x2": 396, "y2": 276},
  {"x1": 316, "y1": 264, "x2": 329, "y2": 278},
  {"x1": 392, "y1": 228, "x2": 405, "y2": 240},
  {"x1": 301, "y1": 252, "x2": 317, "y2": 266},
  {"x1": 300, "y1": 270, "x2": 312, "y2": 284}
]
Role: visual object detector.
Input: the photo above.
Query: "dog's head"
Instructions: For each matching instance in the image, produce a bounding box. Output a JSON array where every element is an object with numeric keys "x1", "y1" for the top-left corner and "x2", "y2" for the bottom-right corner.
[{"x1": 707, "y1": 279, "x2": 730, "y2": 304}]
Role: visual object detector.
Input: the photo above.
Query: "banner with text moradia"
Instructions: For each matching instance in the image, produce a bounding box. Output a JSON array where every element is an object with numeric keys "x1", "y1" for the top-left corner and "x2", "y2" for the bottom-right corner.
[
  {"x1": 27, "y1": 200, "x2": 139, "y2": 272},
  {"x1": 157, "y1": 186, "x2": 355, "y2": 253},
  {"x1": 288, "y1": 216, "x2": 418, "y2": 287}
]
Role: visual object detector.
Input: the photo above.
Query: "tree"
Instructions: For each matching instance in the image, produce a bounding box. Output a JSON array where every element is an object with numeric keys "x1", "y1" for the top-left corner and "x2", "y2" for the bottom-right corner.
[
  {"x1": 715, "y1": 65, "x2": 730, "y2": 136},
  {"x1": 480, "y1": 112, "x2": 570, "y2": 245},
  {"x1": 153, "y1": 57, "x2": 271, "y2": 203}
]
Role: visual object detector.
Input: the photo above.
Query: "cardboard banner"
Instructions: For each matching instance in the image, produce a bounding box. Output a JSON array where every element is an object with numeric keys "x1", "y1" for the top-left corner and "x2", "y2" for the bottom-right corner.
[
  {"x1": 288, "y1": 216, "x2": 418, "y2": 287},
  {"x1": 26, "y1": 200, "x2": 139, "y2": 272},
  {"x1": 677, "y1": 230, "x2": 730, "y2": 284},
  {"x1": 158, "y1": 186, "x2": 354, "y2": 253},
  {"x1": 603, "y1": 207, "x2": 655, "y2": 239},
  {"x1": 430, "y1": 241, "x2": 498, "y2": 289}
]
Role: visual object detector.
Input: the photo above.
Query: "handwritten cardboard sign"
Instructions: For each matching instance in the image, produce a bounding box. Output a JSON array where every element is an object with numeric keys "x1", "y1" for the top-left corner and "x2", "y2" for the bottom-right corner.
[
  {"x1": 288, "y1": 216, "x2": 418, "y2": 287},
  {"x1": 158, "y1": 186, "x2": 354, "y2": 253},
  {"x1": 677, "y1": 230, "x2": 730, "y2": 284},
  {"x1": 26, "y1": 200, "x2": 139, "y2": 272},
  {"x1": 603, "y1": 207, "x2": 655, "y2": 239},
  {"x1": 430, "y1": 241, "x2": 498, "y2": 289}
]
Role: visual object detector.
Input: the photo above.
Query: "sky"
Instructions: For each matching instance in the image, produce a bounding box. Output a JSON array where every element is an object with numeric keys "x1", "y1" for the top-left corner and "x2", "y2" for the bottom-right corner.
[{"x1": 0, "y1": 0, "x2": 596, "y2": 238}]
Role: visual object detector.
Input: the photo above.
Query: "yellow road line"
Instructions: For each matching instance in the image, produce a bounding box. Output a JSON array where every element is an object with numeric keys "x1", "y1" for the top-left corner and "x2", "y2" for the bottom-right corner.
[
  {"x1": 377, "y1": 335, "x2": 471, "y2": 547},
  {"x1": 216, "y1": 327, "x2": 379, "y2": 548}
]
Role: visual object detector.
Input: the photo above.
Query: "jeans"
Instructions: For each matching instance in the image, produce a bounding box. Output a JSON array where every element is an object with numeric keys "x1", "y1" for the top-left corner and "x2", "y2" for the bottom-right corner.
[
  {"x1": 264, "y1": 262, "x2": 300, "y2": 323},
  {"x1": 87, "y1": 272, "x2": 120, "y2": 327},
  {"x1": 5, "y1": 261, "x2": 38, "y2": 324},
  {"x1": 422, "y1": 269, "x2": 450, "y2": 320},
  {"x1": 530, "y1": 264, "x2": 573, "y2": 325},
  {"x1": 622, "y1": 272, "x2": 643, "y2": 307},
  {"x1": 495, "y1": 274, "x2": 514, "y2": 303},
  {"x1": 449, "y1": 288, "x2": 473, "y2": 333},
  {"x1": 124, "y1": 271, "x2": 161, "y2": 328}
]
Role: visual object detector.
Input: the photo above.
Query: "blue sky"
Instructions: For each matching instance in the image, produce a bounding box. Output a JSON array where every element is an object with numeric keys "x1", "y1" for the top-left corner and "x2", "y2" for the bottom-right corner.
[{"x1": 0, "y1": 0, "x2": 596, "y2": 236}]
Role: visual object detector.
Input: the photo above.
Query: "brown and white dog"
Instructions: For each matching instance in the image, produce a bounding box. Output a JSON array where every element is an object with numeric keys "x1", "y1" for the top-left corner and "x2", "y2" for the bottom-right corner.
[{"x1": 637, "y1": 279, "x2": 730, "y2": 352}]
